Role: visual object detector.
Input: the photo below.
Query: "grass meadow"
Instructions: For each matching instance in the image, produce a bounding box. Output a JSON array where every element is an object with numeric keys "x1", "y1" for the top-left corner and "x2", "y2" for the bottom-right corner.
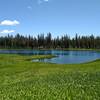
[{"x1": 0, "y1": 54, "x2": 100, "y2": 100}]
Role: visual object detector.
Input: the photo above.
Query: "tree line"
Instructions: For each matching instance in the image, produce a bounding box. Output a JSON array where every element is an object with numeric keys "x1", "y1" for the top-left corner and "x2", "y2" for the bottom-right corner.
[{"x1": 0, "y1": 33, "x2": 100, "y2": 49}]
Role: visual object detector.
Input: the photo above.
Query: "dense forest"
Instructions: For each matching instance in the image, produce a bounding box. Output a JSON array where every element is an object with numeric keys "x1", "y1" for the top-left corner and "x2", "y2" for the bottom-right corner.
[{"x1": 0, "y1": 33, "x2": 100, "y2": 49}]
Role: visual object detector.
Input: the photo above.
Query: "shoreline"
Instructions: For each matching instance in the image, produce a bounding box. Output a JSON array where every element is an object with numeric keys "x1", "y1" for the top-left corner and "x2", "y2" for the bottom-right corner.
[{"x1": 0, "y1": 48, "x2": 99, "y2": 51}]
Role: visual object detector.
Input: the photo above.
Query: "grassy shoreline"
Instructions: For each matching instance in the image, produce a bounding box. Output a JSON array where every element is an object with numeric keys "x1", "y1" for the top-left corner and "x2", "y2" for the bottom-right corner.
[{"x1": 0, "y1": 54, "x2": 100, "y2": 99}]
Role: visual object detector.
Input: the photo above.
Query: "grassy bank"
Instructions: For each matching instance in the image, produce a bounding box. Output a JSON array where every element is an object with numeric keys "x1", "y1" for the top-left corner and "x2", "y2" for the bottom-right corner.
[{"x1": 0, "y1": 54, "x2": 100, "y2": 100}]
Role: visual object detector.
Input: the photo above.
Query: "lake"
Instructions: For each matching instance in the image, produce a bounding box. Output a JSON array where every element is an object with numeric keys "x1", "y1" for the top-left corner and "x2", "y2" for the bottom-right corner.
[{"x1": 0, "y1": 50, "x2": 100, "y2": 64}]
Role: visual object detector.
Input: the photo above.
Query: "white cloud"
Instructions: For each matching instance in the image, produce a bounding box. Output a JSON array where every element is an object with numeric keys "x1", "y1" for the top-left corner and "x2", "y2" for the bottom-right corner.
[
  {"x1": 27, "y1": 6, "x2": 32, "y2": 10},
  {"x1": 37, "y1": 0, "x2": 49, "y2": 4},
  {"x1": 44, "y1": 0, "x2": 49, "y2": 2},
  {"x1": 0, "y1": 30, "x2": 15, "y2": 34},
  {"x1": 0, "y1": 20, "x2": 20, "y2": 26}
]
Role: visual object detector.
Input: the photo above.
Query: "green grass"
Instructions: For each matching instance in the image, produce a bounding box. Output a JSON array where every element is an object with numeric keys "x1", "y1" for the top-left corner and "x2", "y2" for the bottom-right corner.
[{"x1": 0, "y1": 54, "x2": 100, "y2": 100}]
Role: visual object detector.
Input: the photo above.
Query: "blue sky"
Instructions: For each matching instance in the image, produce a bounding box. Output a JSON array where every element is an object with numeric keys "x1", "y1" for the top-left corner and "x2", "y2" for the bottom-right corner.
[{"x1": 0, "y1": 0, "x2": 100, "y2": 37}]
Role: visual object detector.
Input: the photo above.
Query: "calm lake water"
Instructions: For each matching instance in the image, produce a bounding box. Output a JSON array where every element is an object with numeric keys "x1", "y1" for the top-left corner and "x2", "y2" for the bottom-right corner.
[{"x1": 0, "y1": 50, "x2": 100, "y2": 64}]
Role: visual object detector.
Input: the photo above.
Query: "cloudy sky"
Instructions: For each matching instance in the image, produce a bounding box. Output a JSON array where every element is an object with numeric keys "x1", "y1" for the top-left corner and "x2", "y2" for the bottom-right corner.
[{"x1": 0, "y1": 0, "x2": 100, "y2": 37}]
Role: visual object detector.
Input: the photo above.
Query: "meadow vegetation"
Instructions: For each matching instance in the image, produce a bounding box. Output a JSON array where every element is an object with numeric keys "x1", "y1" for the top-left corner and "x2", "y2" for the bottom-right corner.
[{"x1": 0, "y1": 54, "x2": 100, "y2": 100}]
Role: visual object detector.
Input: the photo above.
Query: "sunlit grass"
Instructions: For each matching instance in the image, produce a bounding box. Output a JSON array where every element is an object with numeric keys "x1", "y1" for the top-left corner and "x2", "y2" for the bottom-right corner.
[{"x1": 0, "y1": 54, "x2": 100, "y2": 100}]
